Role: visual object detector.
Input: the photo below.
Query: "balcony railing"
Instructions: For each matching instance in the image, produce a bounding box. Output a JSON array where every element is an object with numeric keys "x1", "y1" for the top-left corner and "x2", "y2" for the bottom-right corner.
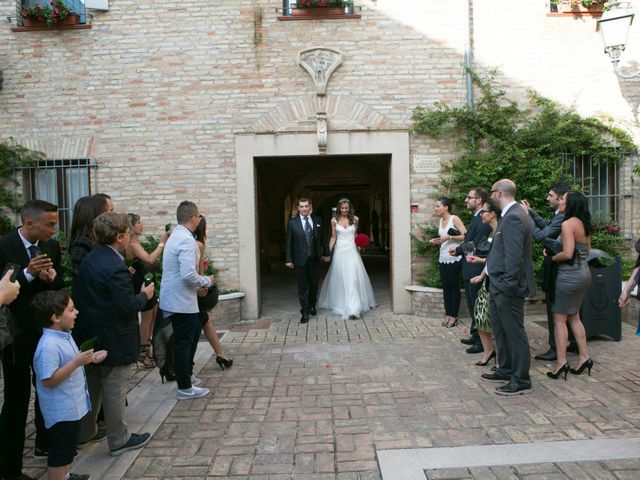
[{"x1": 279, "y1": 0, "x2": 359, "y2": 18}]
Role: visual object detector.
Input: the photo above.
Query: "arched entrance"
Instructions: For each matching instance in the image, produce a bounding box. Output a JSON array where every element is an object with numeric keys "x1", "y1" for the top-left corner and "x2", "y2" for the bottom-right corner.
[{"x1": 236, "y1": 131, "x2": 412, "y2": 319}]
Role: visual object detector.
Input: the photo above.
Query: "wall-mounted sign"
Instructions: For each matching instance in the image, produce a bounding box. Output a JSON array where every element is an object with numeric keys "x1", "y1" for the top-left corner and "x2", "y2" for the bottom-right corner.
[
  {"x1": 85, "y1": 0, "x2": 109, "y2": 10},
  {"x1": 412, "y1": 155, "x2": 440, "y2": 174}
]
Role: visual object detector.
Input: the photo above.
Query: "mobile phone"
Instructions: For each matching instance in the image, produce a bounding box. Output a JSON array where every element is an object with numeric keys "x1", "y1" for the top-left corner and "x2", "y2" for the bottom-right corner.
[
  {"x1": 2, "y1": 263, "x2": 21, "y2": 283},
  {"x1": 164, "y1": 223, "x2": 172, "y2": 232},
  {"x1": 79, "y1": 336, "x2": 98, "y2": 352}
]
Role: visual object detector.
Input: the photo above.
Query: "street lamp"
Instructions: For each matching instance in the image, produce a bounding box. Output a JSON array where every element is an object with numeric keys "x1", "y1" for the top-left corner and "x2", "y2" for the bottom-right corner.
[{"x1": 597, "y1": 1, "x2": 639, "y2": 78}]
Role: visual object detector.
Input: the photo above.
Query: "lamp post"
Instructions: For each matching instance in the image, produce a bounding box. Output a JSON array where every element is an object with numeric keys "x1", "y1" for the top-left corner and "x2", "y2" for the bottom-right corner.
[{"x1": 597, "y1": 1, "x2": 639, "y2": 78}]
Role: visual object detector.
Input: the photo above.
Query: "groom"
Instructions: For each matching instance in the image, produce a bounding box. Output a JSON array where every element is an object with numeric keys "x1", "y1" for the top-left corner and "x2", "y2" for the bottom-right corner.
[{"x1": 285, "y1": 197, "x2": 330, "y2": 324}]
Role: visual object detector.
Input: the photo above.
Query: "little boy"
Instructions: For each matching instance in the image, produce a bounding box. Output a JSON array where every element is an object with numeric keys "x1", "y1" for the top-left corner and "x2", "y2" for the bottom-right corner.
[{"x1": 31, "y1": 290, "x2": 107, "y2": 480}]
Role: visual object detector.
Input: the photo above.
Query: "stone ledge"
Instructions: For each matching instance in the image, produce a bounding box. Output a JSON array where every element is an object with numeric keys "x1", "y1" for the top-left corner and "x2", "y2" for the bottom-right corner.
[{"x1": 208, "y1": 292, "x2": 245, "y2": 326}]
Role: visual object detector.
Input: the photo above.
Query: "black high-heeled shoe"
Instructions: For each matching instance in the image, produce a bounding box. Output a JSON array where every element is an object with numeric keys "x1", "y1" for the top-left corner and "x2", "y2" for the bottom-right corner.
[
  {"x1": 216, "y1": 356, "x2": 234, "y2": 371},
  {"x1": 475, "y1": 351, "x2": 496, "y2": 366},
  {"x1": 570, "y1": 358, "x2": 593, "y2": 376},
  {"x1": 547, "y1": 363, "x2": 570, "y2": 380},
  {"x1": 446, "y1": 318, "x2": 458, "y2": 328},
  {"x1": 159, "y1": 366, "x2": 176, "y2": 384}
]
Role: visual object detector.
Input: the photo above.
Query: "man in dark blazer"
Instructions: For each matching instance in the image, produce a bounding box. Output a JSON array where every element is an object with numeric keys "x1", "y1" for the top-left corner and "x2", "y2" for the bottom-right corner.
[
  {"x1": 481, "y1": 179, "x2": 536, "y2": 396},
  {"x1": 285, "y1": 197, "x2": 330, "y2": 324},
  {"x1": 0, "y1": 199, "x2": 64, "y2": 480},
  {"x1": 73, "y1": 213, "x2": 155, "y2": 457},
  {"x1": 520, "y1": 182, "x2": 572, "y2": 362},
  {"x1": 451, "y1": 187, "x2": 492, "y2": 353}
]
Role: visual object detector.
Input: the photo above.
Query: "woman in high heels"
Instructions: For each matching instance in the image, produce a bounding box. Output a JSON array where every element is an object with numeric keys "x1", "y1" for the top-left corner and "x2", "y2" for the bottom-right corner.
[
  {"x1": 548, "y1": 192, "x2": 593, "y2": 380},
  {"x1": 468, "y1": 199, "x2": 501, "y2": 366},
  {"x1": 194, "y1": 216, "x2": 234, "y2": 370},
  {"x1": 429, "y1": 197, "x2": 466, "y2": 327}
]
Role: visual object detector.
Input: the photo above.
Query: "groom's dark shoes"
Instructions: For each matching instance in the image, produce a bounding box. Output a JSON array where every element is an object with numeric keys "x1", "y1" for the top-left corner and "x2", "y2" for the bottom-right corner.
[
  {"x1": 495, "y1": 382, "x2": 531, "y2": 396},
  {"x1": 300, "y1": 315, "x2": 309, "y2": 324},
  {"x1": 534, "y1": 348, "x2": 557, "y2": 361},
  {"x1": 310, "y1": 305, "x2": 317, "y2": 316},
  {"x1": 466, "y1": 344, "x2": 483, "y2": 354}
]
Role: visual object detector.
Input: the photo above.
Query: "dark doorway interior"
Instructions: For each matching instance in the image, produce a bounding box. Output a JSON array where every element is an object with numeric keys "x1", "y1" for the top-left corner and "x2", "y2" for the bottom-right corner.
[{"x1": 255, "y1": 154, "x2": 391, "y2": 316}]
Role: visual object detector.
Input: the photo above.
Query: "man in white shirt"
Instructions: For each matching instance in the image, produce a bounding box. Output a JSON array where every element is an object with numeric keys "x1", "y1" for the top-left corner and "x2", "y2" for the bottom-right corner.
[{"x1": 160, "y1": 201, "x2": 215, "y2": 400}]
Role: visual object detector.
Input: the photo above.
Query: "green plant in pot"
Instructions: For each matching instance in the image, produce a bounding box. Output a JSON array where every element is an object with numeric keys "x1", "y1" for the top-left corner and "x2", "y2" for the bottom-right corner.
[
  {"x1": 21, "y1": 0, "x2": 74, "y2": 26},
  {"x1": 296, "y1": 0, "x2": 349, "y2": 8}
]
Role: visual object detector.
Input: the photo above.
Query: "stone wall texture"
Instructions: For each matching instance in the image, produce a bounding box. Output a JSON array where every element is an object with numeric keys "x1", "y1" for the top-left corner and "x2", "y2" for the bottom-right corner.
[{"x1": 1, "y1": 0, "x2": 640, "y2": 292}]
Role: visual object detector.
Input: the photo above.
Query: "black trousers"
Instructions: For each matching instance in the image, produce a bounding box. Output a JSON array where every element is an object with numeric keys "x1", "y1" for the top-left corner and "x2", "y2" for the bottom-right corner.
[
  {"x1": 294, "y1": 258, "x2": 320, "y2": 319},
  {"x1": 439, "y1": 262, "x2": 462, "y2": 317},
  {"x1": 464, "y1": 279, "x2": 483, "y2": 344},
  {"x1": 0, "y1": 331, "x2": 49, "y2": 478},
  {"x1": 171, "y1": 312, "x2": 201, "y2": 390}
]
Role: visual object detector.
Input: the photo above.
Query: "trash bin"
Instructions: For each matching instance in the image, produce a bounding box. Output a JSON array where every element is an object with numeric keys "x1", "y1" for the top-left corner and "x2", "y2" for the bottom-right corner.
[{"x1": 579, "y1": 249, "x2": 621, "y2": 341}]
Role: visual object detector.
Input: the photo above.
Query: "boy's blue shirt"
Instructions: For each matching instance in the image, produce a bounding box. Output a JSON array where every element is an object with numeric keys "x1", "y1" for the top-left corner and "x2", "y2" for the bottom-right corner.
[{"x1": 33, "y1": 328, "x2": 91, "y2": 429}]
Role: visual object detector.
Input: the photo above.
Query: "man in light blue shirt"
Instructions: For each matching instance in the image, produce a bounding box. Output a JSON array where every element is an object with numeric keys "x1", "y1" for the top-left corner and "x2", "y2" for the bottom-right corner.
[{"x1": 160, "y1": 201, "x2": 214, "y2": 400}]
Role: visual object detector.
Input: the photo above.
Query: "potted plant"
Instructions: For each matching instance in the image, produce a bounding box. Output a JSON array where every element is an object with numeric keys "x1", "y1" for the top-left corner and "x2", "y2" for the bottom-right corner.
[
  {"x1": 292, "y1": 0, "x2": 350, "y2": 16},
  {"x1": 550, "y1": 0, "x2": 607, "y2": 14},
  {"x1": 21, "y1": 0, "x2": 79, "y2": 27}
]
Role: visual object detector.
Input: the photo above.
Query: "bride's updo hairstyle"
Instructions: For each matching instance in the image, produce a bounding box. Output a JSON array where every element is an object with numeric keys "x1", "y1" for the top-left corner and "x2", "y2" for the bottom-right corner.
[{"x1": 335, "y1": 198, "x2": 355, "y2": 225}]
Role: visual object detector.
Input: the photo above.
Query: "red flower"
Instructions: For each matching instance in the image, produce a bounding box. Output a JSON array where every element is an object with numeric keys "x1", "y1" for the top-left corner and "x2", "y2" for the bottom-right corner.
[{"x1": 355, "y1": 234, "x2": 369, "y2": 250}]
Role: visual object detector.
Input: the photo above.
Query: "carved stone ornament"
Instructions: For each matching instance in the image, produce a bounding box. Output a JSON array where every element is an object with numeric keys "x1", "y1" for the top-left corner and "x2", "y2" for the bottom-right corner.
[
  {"x1": 296, "y1": 47, "x2": 343, "y2": 96},
  {"x1": 316, "y1": 112, "x2": 328, "y2": 154}
]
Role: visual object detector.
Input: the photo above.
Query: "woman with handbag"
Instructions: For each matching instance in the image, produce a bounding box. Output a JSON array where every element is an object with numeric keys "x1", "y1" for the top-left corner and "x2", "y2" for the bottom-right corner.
[
  {"x1": 469, "y1": 199, "x2": 501, "y2": 367},
  {"x1": 429, "y1": 197, "x2": 466, "y2": 327},
  {"x1": 194, "y1": 217, "x2": 233, "y2": 370}
]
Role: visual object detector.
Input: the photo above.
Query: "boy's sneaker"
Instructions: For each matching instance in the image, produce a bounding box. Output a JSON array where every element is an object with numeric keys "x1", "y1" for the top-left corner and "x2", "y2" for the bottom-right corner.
[
  {"x1": 176, "y1": 385, "x2": 209, "y2": 400},
  {"x1": 32, "y1": 447, "x2": 48, "y2": 460},
  {"x1": 77, "y1": 428, "x2": 108, "y2": 448},
  {"x1": 109, "y1": 432, "x2": 151, "y2": 457},
  {"x1": 68, "y1": 474, "x2": 91, "y2": 480},
  {"x1": 190, "y1": 374, "x2": 203, "y2": 386}
]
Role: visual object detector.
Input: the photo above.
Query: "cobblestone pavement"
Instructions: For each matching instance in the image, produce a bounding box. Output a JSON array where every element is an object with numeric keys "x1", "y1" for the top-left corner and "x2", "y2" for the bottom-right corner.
[{"x1": 5, "y1": 306, "x2": 640, "y2": 479}]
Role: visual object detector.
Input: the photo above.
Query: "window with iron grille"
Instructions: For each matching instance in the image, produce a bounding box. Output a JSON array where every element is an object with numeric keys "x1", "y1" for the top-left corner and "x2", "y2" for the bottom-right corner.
[
  {"x1": 20, "y1": 159, "x2": 97, "y2": 232},
  {"x1": 563, "y1": 153, "x2": 638, "y2": 236}
]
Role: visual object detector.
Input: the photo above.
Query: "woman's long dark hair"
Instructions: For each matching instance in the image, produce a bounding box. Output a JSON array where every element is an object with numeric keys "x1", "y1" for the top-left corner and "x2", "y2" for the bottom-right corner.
[
  {"x1": 564, "y1": 192, "x2": 593, "y2": 236},
  {"x1": 335, "y1": 198, "x2": 355, "y2": 225},
  {"x1": 69, "y1": 196, "x2": 97, "y2": 245},
  {"x1": 194, "y1": 215, "x2": 207, "y2": 243}
]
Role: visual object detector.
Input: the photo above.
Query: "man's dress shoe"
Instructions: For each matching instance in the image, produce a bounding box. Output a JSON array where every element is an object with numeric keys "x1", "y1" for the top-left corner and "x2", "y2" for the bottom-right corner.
[
  {"x1": 534, "y1": 348, "x2": 557, "y2": 361},
  {"x1": 466, "y1": 344, "x2": 483, "y2": 354},
  {"x1": 300, "y1": 316, "x2": 309, "y2": 324},
  {"x1": 481, "y1": 372, "x2": 510, "y2": 383},
  {"x1": 495, "y1": 382, "x2": 531, "y2": 396},
  {"x1": 310, "y1": 306, "x2": 317, "y2": 316},
  {"x1": 460, "y1": 337, "x2": 475, "y2": 345}
]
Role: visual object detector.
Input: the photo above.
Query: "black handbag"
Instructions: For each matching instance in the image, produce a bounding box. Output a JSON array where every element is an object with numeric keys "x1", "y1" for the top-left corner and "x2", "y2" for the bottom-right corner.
[
  {"x1": 197, "y1": 285, "x2": 219, "y2": 313},
  {"x1": 447, "y1": 227, "x2": 461, "y2": 237}
]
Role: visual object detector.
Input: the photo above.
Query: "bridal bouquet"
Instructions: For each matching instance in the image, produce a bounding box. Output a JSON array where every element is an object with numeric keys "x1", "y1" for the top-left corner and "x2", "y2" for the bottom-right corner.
[{"x1": 355, "y1": 233, "x2": 369, "y2": 254}]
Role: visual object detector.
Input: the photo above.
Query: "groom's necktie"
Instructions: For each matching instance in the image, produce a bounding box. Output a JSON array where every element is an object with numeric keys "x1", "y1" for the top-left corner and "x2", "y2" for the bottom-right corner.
[
  {"x1": 304, "y1": 216, "x2": 311, "y2": 233},
  {"x1": 28, "y1": 244, "x2": 40, "y2": 259},
  {"x1": 303, "y1": 216, "x2": 314, "y2": 258}
]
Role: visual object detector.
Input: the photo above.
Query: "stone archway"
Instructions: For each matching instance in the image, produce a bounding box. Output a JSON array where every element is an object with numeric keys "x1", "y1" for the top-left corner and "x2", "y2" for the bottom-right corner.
[{"x1": 236, "y1": 130, "x2": 411, "y2": 319}]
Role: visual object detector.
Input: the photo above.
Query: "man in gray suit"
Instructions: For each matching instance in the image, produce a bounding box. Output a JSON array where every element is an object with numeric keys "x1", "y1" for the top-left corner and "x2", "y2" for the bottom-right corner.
[
  {"x1": 481, "y1": 179, "x2": 536, "y2": 395},
  {"x1": 520, "y1": 182, "x2": 571, "y2": 362}
]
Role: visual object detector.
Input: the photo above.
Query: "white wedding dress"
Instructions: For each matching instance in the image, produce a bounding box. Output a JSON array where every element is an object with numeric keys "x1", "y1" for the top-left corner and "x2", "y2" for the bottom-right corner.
[{"x1": 318, "y1": 224, "x2": 377, "y2": 319}]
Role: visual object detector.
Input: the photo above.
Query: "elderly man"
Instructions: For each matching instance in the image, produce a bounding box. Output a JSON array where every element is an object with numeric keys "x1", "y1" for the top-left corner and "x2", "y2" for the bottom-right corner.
[
  {"x1": 160, "y1": 201, "x2": 215, "y2": 400},
  {"x1": 73, "y1": 213, "x2": 154, "y2": 456},
  {"x1": 481, "y1": 179, "x2": 535, "y2": 396}
]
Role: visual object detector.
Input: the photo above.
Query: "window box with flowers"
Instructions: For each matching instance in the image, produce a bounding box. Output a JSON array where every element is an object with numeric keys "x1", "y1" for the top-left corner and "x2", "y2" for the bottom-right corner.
[
  {"x1": 549, "y1": 0, "x2": 606, "y2": 16},
  {"x1": 278, "y1": 0, "x2": 360, "y2": 20},
  {"x1": 13, "y1": 0, "x2": 90, "y2": 32}
]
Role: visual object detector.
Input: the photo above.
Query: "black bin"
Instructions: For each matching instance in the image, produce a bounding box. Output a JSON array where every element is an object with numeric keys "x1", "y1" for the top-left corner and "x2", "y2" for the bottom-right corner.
[{"x1": 579, "y1": 249, "x2": 621, "y2": 341}]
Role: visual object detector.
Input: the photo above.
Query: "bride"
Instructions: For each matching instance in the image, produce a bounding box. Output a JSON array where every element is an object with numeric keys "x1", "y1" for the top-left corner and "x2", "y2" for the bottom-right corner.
[{"x1": 318, "y1": 198, "x2": 377, "y2": 319}]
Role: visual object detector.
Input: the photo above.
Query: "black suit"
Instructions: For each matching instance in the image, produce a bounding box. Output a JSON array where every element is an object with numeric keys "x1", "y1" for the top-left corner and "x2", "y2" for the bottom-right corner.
[
  {"x1": 454, "y1": 211, "x2": 492, "y2": 344},
  {"x1": 0, "y1": 229, "x2": 63, "y2": 479},
  {"x1": 528, "y1": 209, "x2": 564, "y2": 350},
  {"x1": 285, "y1": 215, "x2": 330, "y2": 320},
  {"x1": 487, "y1": 204, "x2": 535, "y2": 389}
]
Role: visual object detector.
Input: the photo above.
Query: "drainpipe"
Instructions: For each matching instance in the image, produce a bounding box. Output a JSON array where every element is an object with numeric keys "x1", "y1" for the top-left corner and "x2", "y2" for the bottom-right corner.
[{"x1": 465, "y1": 0, "x2": 474, "y2": 110}]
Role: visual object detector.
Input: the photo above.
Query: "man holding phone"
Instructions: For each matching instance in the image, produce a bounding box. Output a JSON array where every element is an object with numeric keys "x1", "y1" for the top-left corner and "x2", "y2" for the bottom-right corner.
[{"x1": 0, "y1": 199, "x2": 64, "y2": 480}]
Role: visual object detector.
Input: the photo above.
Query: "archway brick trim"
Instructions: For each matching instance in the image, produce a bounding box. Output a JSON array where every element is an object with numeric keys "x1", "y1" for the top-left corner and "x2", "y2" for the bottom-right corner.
[
  {"x1": 247, "y1": 95, "x2": 395, "y2": 133},
  {"x1": 236, "y1": 130, "x2": 411, "y2": 319}
]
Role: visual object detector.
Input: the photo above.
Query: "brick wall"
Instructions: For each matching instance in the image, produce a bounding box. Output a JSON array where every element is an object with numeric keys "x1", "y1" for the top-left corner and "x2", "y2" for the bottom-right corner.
[{"x1": 1, "y1": 0, "x2": 639, "y2": 292}]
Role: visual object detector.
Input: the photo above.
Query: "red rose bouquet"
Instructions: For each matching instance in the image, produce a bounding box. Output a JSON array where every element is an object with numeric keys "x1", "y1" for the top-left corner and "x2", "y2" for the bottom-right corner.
[{"x1": 355, "y1": 233, "x2": 369, "y2": 253}]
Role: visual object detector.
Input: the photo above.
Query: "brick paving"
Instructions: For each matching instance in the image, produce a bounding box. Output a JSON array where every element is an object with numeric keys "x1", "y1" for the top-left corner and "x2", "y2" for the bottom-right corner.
[{"x1": 4, "y1": 305, "x2": 640, "y2": 479}]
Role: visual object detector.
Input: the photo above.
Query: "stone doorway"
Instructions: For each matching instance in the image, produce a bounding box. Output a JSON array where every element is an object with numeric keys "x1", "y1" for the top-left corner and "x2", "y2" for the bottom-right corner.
[
  {"x1": 236, "y1": 131, "x2": 412, "y2": 319},
  {"x1": 255, "y1": 154, "x2": 391, "y2": 317}
]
